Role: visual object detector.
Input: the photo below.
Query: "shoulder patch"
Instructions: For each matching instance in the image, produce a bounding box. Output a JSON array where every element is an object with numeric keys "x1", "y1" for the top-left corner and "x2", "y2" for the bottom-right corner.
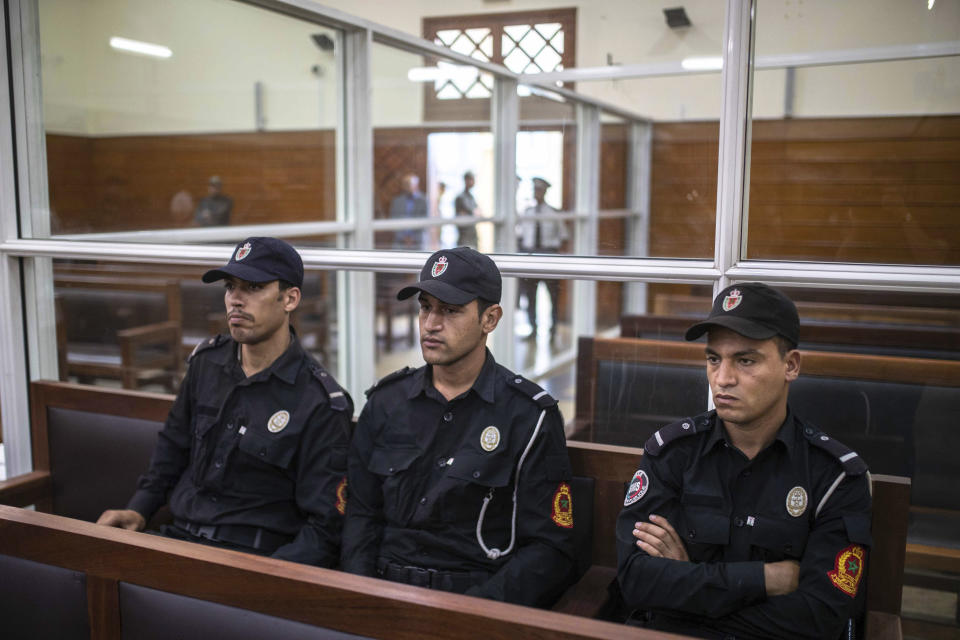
[
  {"x1": 803, "y1": 425, "x2": 868, "y2": 475},
  {"x1": 309, "y1": 364, "x2": 349, "y2": 412},
  {"x1": 365, "y1": 366, "x2": 416, "y2": 397},
  {"x1": 506, "y1": 374, "x2": 557, "y2": 408},
  {"x1": 187, "y1": 334, "x2": 226, "y2": 363},
  {"x1": 643, "y1": 412, "x2": 711, "y2": 456}
]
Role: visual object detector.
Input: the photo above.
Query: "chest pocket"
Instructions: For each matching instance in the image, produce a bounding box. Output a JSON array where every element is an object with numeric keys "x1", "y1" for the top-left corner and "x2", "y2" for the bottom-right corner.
[
  {"x1": 681, "y1": 507, "x2": 730, "y2": 560},
  {"x1": 368, "y1": 447, "x2": 421, "y2": 477},
  {"x1": 750, "y1": 517, "x2": 810, "y2": 561},
  {"x1": 237, "y1": 429, "x2": 298, "y2": 470},
  {"x1": 368, "y1": 447, "x2": 422, "y2": 525},
  {"x1": 446, "y1": 451, "x2": 513, "y2": 488}
]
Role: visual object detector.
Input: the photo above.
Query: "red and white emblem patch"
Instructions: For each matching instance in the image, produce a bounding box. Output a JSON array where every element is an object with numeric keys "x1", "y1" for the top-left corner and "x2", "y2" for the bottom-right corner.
[
  {"x1": 551, "y1": 482, "x2": 573, "y2": 528},
  {"x1": 624, "y1": 469, "x2": 649, "y2": 506},
  {"x1": 722, "y1": 288, "x2": 742, "y2": 311},
  {"x1": 335, "y1": 476, "x2": 348, "y2": 515},
  {"x1": 431, "y1": 255, "x2": 449, "y2": 278},
  {"x1": 828, "y1": 544, "x2": 865, "y2": 597},
  {"x1": 235, "y1": 242, "x2": 252, "y2": 261}
]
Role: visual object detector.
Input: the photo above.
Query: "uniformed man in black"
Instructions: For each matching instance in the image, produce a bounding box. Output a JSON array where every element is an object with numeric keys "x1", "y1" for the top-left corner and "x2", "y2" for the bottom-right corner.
[
  {"x1": 341, "y1": 247, "x2": 575, "y2": 607},
  {"x1": 616, "y1": 283, "x2": 872, "y2": 639},
  {"x1": 97, "y1": 237, "x2": 352, "y2": 567}
]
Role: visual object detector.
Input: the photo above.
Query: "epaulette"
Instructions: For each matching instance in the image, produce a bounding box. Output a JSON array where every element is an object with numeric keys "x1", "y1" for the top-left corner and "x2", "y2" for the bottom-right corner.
[
  {"x1": 506, "y1": 374, "x2": 557, "y2": 409},
  {"x1": 801, "y1": 424, "x2": 868, "y2": 475},
  {"x1": 365, "y1": 367, "x2": 416, "y2": 398},
  {"x1": 188, "y1": 334, "x2": 226, "y2": 363},
  {"x1": 643, "y1": 412, "x2": 711, "y2": 456},
  {"x1": 309, "y1": 364, "x2": 349, "y2": 412}
]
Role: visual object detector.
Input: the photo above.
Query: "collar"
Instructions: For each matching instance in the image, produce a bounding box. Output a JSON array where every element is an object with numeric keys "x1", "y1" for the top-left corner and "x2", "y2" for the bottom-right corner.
[
  {"x1": 703, "y1": 408, "x2": 796, "y2": 459},
  {"x1": 225, "y1": 328, "x2": 303, "y2": 385},
  {"x1": 407, "y1": 348, "x2": 497, "y2": 404}
]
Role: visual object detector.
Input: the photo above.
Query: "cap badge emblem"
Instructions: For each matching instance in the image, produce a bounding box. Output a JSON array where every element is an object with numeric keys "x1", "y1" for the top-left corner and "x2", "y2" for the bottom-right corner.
[
  {"x1": 624, "y1": 469, "x2": 649, "y2": 506},
  {"x1": 267, "y1": 410, "x2": 290, "y2": 433},
  {"x1": 480, "y1": 426, "x2": 500, "y2": 452},
  {"x1": 786, "y1": 486, "x2": 808, "y2": 517},
  {"x1": 235, "y1": 242, "x2": 252, "y2": 262},
  {"x1": 722, "y1": 288, "x2": 742, "y2": 311},
  {"x1": 431, "y1": 255, "x2": 449, "y2": 278}
]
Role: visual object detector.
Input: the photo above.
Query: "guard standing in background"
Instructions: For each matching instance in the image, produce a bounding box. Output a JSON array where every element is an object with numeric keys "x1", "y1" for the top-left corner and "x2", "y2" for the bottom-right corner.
[
  {"x1": 517, "y1": 177, "x2": 567, "y2": 342},
  {"x1": 97, "y1": 237, "x2": 353, "y2": 567},
  {"x1": 341, "y1": 247, "x2": 576, "y2": 607},
  {"x1": 616, "y1": 283, "x2": 872, "y2": 639}
]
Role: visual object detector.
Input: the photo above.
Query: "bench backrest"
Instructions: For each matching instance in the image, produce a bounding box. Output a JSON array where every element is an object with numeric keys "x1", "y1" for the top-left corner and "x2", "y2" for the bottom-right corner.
[{"x1": 0, "y1": 506, "x2": 660, "y2": 640}]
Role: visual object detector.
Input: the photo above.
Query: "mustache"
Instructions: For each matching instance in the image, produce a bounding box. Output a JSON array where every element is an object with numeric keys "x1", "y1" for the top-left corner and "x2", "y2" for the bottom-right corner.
[{"x1": 228, "y1": 311, "x2": 254, "y2": 321}]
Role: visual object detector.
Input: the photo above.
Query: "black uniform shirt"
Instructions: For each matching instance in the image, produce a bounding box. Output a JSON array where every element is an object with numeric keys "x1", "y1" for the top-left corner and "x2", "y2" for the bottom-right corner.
[
  {"x1": 616, "y1": 409, "x2": 872, "y2": 640},
  {"x1": 127, "y1": 333, "x2": 353, "y2": 567},
  {"x1": 341, "y1": 350, "x2": 575, "y2": 607}
]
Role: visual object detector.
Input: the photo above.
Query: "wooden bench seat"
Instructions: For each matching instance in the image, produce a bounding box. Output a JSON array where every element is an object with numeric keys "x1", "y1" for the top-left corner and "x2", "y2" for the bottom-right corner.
[{"x1": 0, "y1": 380, "x2": 908, "y2": 638}]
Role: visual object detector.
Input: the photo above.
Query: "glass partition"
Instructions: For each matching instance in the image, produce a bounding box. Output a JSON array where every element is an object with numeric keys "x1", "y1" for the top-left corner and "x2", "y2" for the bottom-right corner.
[
  {"x1": 38, "y1": 0, "x2": 342, "y2": 238},
  {"x1": 747, "y1": 2, "x2": 960, "y2": 265},
  {"x1": 371, "y1": 43, "x2": 493, "y2": 252},
  {"x1": 52, "y1": 258, "x2": 339, "y2": 391}
]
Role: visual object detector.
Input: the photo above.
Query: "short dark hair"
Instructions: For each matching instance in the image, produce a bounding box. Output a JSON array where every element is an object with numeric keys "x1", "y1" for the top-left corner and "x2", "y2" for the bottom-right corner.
[
  {"x1": 773, "y1": 335, "x2": 797, "y2": 357},
  {"x1": 278, "y1": 279, "x2": 294, "y2": 292},
  {"x1": 476, "y1": 297, "x2": 495, "y2": 319}
]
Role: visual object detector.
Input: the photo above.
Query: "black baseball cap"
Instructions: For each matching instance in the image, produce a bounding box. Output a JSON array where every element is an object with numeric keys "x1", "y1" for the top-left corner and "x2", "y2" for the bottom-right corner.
[
  {"x1": 202, "y1": 237, "x2": 304, "y2": 288},
  {"x1": 398, "y1": 247, "x2": 502, "y2": 305},
  {"x1": 684, "y1": 282, "x2": 799, "y2": 346}
]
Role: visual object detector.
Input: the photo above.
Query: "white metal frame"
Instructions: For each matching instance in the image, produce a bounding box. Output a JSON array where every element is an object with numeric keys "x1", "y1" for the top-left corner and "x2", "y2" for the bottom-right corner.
[{"x1": 2, "y1": 0, "x2": 959, "y2": 478}]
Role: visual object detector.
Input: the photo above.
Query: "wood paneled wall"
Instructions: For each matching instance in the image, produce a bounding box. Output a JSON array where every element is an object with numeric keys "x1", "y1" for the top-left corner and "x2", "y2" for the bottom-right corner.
[
  {"x1": 45, "y1": 116, "x2": 960, "y2": 268},
  {"x1": 46, "y1": 130, "x2": 337, "y2": 234},
  {"x1": 649, "y1": 115, "x2": 960, "y2": 265}
]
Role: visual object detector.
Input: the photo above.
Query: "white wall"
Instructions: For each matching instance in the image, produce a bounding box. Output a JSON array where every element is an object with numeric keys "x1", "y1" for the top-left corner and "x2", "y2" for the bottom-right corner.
[{"x1": 38, "y1": 0, "x2": 960, "y2": 135}]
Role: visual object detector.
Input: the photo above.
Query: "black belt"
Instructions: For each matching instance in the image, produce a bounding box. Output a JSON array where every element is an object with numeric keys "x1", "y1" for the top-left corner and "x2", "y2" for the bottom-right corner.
[
  {"x1": 377, "y1": 559, "x2": 488, "y2": 593},
  {"x1": 173, "y1": 519, "x2": 292, "y2": 552}
]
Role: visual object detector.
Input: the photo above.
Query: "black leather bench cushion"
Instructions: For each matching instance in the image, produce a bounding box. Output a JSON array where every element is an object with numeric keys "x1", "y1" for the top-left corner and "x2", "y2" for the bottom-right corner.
[
  {"x1": 48, "y1": 407, "x2": 164, "y2": 522},
  {"x1": 118, "y1": 582, "x2": 371, "y2": 640},
  {"x1": 0, "y1": 553, "x2": 89, "y2": 640},
  {"x1": 593, "y1": 361, "x2": 707, "y2": 448}
]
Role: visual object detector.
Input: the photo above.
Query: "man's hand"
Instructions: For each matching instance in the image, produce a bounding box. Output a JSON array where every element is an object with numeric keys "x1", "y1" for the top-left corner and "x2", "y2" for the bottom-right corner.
[
  {"x1": 632, "y1": 514, "x2": 690, "y2": 561},
  {"x1": 763, "y1": 560, "x2": 800, "y2": 596},
  {"x1": 96, "y1": 509, "x2": 146, "y2": 531}
]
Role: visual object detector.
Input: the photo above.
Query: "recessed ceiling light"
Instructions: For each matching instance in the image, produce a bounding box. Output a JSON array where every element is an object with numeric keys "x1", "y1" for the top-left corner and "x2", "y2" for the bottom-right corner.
[{"x1": 109, "y1": 37, "x2": 172, "y2": 59}]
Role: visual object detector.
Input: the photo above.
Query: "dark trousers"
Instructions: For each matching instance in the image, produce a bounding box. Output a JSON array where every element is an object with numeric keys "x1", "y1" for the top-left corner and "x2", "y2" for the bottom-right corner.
[{"x1": 519, "y1": 278, "x2": 561, "y2": 336}]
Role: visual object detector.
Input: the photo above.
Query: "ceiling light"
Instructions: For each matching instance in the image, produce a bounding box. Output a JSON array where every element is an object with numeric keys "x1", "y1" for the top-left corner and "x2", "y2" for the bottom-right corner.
[{"x1": 109, "y1": 37, "x2": 172, "y2": 59}]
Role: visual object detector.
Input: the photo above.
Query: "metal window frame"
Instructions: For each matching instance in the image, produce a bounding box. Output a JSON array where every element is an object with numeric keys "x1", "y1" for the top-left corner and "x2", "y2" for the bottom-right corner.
[{"x1": 2, "y1": 0, "x2": 959, "y2": 478}]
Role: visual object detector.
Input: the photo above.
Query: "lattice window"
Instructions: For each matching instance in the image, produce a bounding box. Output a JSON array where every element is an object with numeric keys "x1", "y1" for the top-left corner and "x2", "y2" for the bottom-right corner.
[{"x1": 423, "y1": 9, "x2": 575, "y2": 106}]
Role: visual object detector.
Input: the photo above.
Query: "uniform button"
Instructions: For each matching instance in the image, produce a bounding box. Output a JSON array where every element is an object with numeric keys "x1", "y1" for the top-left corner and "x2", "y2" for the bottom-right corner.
[
  {"x1": 214, "y1": 459, "x2": 223, "y2": 468},
  {"x1": 443, "y1": 412, "x2": 453, "y2": 422},
  {"x1": 734, "y1": 517, "x2": 745, "y2": 527},
  {"x1": 741, "y1": 469, "x2": 751, "y2": 478},
  {"x1": 210, "y1": 495, "x2": 218, "y2": 502},
  {"x1": 687, "y1": 529, "x2": 696, "y2": 539},
  {"x1": 226, "y1": 423, "x2": 234, "y2": 431},
  {"x1": 388, "y1": 467, "x2": 395, "y2": 474},
  {"x1": 804, "y1": 427, "x2": 814, "y2": 435},
  {"x1": 419, "y1": 497, "x2": 427, "y2": 505},
  {"x1": 437, "y1": 458, "x2": 447, "y2": 468},
  {"x1": 259, "y1": 449, "x2": 266, "y2": 457},
  {"x1": 514, "y1": 378, "x2": 522, "y2": 384},
  {"x1": 784, "y1": 543, "x2": 793, "y2": 553},
  {"x1": 472, "y1": 470, "x2": 481, "y2": 479}
]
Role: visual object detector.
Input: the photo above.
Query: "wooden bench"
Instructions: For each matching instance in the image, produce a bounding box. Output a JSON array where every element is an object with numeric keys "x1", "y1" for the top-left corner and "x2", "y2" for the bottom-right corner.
[
  {"x1": 0, "y1": 380, "x2": 908, "y2": 638},
  {"x1": 55, "y1": 274, "x2": 184, "y2": 392}
]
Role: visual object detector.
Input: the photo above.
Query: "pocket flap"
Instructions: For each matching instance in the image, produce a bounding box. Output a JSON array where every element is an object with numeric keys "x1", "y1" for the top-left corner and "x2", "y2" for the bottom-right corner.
[
  {"x1": 751, "y1": 516, "x2": 809, "y2": 557},
  {"x1": 447, "y1": 451, "x2": 513, "y2": 488},
  {"x1": 368, "y1": 447, "x2": 420, "y2": 476},
  {"x1": 237, "y1": 430, "x2": 296, "y2": 470},
  {"x1": 681, "y1": 507, "x2": 730, "y2": 545}
]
